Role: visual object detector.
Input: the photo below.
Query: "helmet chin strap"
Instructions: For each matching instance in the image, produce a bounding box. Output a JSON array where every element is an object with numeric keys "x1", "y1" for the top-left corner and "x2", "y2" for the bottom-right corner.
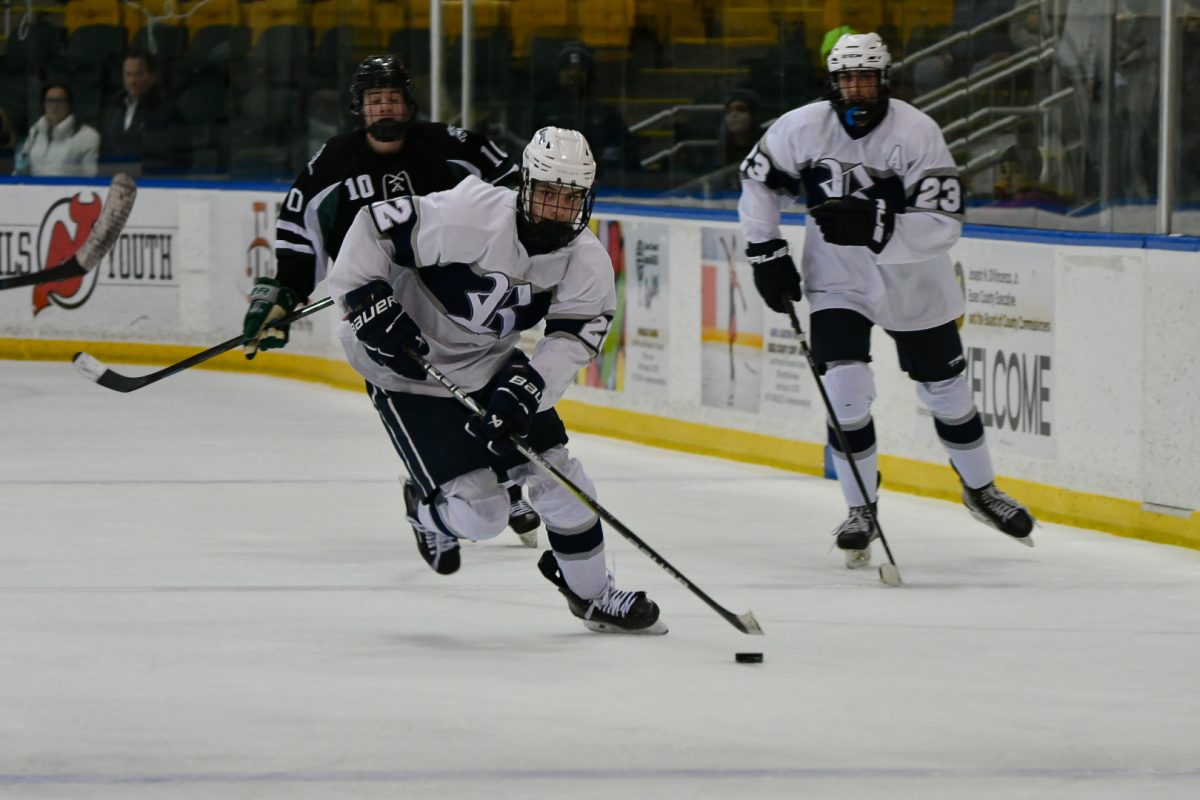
[{"x1": 367, "y1": 119, "x2": 408, "y2": 142}]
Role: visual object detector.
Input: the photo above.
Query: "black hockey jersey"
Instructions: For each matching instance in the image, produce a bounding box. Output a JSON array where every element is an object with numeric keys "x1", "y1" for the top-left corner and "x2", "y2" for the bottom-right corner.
[{"x1": 274, "y1": 122, "x2": 519, "y2": 299}]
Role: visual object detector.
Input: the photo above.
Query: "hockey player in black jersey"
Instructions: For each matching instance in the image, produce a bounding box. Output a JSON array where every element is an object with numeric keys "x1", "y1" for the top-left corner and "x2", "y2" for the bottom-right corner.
[
  {"x1": 738, "y1": 32, "x2": 1035, "y2": 568},
  {"x1": 241, "y1": 54, "x2": 541, "y2": 542},
  {"x1": 327, "y1": 127, "x2": 667, "y2": 634}
]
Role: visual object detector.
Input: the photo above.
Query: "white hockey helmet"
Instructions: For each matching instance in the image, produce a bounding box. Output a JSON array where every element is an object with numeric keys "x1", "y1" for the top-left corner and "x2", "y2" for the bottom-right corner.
[
  {"x1": 517, "y1": 127, "x2": 597, "y2": 250},
  {"x1": 827, "y1": 32, "x2": 892, "y2": 129}
]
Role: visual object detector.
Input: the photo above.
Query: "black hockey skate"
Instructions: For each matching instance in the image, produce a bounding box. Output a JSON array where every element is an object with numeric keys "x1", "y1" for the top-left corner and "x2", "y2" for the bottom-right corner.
[
  {"x1": 537, "y1": 550, "x2": 667, "y2": 635},
  {"x1": 833, "y1": 505, "x2": 878, "y2": 569},
  {"x1": 404, "y1": 480, "x2": 461, "y2": 575},
  {"x1": 507, "y1": 484, "x2": 540, "y2": 548},
  {"x1": 963, "y1": 481, "x2": 1035, "y2": 546}
]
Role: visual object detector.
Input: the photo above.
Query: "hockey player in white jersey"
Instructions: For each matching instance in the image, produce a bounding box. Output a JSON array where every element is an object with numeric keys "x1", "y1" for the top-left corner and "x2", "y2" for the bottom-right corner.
[
  {"x1": 328, "y1": 127, "x2": 666, "y2": 634},
  {"x1": 738, "y1": 32, "x2": 1035, "y2": 568},
  {"x1": 242, "y1": 55, "x2": 540, "y2": 543}
]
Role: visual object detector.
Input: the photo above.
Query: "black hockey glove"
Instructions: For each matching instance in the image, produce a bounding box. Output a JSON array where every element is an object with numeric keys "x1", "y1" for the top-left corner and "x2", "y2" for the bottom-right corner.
[
  {"x1": 242, "y1": 277, "x2": 299, "y2": 360},
  {"x1": 344, "y1": 279, "x2": 429, "y2": 380},
  {"x1": 746, "y1": 239, "x2": 801, "y2": 314},
  {"x1": 809, "y1": 197, "x2": 895, "y2": 254},
  {"x1": 466, "y1": 362, "x2": 546, "y2": 456}
]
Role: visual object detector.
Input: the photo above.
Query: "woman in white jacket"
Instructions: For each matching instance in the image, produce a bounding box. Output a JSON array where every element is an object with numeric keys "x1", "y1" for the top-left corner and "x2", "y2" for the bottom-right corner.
[{"x1": 13, "y1": 83, "x2": 100, "y2": 177}]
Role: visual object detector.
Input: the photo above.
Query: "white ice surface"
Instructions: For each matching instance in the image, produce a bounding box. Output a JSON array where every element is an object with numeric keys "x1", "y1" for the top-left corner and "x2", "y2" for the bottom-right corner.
[{"x1": 2, "y1": 360, "x2": 1198, "y2": 799}]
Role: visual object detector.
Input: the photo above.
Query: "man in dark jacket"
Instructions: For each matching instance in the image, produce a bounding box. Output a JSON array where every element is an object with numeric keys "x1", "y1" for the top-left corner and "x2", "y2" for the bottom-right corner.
[{"x1": 98, "y1": 51, "x2": 186, "y2": 175}]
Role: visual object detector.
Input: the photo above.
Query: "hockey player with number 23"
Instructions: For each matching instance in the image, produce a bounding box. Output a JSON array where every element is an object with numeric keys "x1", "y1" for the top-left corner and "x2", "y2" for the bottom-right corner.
[
  {"x1": 738, "y1": 32, "x2": 1035, "y2": 569},
  {"x1": 328, "y1": 126, "x2": 667, "y2": 634}
]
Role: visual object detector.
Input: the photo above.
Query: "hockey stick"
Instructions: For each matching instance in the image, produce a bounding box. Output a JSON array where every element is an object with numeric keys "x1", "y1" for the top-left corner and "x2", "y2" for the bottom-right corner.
[
  {"x1": 0, "y1": 174, "x2": 137, "y2": 290},
  {"x1": 784, "y1": 305, "x2": 903, "y2": 587},
  {"x1": 72, "y1": 297, "x2": 336, "y2": 392},
  {"x1": 415, "y1": 354, "x2": 764, "y2": 636}
]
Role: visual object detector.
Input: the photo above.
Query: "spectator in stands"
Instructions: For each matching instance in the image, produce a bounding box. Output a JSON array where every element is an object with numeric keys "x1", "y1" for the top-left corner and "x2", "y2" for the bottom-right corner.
[
  {"x1": 98, "y1": 51, "x2": 187, "y2": 176},
  {"x1": 13, "y1": 83, "x2": 100, "y2": 177},
  {"x1": 821, "y1": 25, "x2": 857, "y2": 62},
  {"x1": 0, "y1": 104, "x2": 15, "y2": 154},
  {"x1": 532, "y1": 41, "x2": 639, "y2": 183},
  {"x1": 717, "y1": 88, "x2": 760, "y2": 171}
]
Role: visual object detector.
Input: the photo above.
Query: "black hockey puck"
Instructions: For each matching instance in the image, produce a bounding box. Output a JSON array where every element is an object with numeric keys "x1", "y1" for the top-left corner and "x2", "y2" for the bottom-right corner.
[{"x1": 735, "y1": 652, "x2": 764, "y2": 664}]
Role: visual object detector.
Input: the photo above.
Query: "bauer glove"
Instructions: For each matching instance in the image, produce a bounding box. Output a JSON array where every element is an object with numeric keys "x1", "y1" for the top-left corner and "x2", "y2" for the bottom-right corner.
[
  {"x1": 746, "y1": 238, "x2": 801, "y2": 314},
  {"x1": 344, "y1": 279, "x2": 429, "y2": 380},
  {"x1": 809, "y1": 196, "x2": 895, "y2": 254},
  {"x1": 466, "y1": 361, "x2": 545, "y2": 456},
  {"x1": 242, "y1": 277, "x2": 299, "y2": 359}
]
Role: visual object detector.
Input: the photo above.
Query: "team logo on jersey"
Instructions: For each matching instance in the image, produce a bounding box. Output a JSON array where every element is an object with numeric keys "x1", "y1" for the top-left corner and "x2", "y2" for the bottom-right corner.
[
  {"x1": 449, "y1": 272, "x2": 533, "y2": 338},
  {"x1": 383, "y1": 171, "x2": 414, "y2": 198},
  {"x1": 816, "y1": 158, "x2": 876, "y2": 199}
]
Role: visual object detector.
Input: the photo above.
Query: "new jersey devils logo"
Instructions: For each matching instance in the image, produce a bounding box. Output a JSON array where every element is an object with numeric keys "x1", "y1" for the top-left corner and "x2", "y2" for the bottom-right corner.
[{"x1": 33, "y1": 191, "x2": 103, "y2": 315}]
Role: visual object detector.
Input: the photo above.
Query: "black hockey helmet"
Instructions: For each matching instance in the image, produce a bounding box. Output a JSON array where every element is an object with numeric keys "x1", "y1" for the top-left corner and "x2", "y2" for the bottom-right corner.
[{"x1": 350, "y1": 55, "x2": 418, "y2": 140}]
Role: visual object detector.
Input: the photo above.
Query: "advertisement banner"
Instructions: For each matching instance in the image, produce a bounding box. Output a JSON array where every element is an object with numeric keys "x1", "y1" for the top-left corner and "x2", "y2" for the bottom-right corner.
[
  {"x1": 957, "y1": 239, "x2": 1056, "y2": 459},
  {"x1": 623, "y1": 220, "x2": 670, "y2": 395},
  {"x1": 700, "y1": 227, "x2": 762, "y2": 411},
  {"x1": 576, "y1": 218, "x2": 626, "y2": 391},
  {"x1": 0, "y1": 185, "x2": 179, "y2": 338},
  {"x1": 212, "y1": 188, "x2": 337, "y2": 355}
]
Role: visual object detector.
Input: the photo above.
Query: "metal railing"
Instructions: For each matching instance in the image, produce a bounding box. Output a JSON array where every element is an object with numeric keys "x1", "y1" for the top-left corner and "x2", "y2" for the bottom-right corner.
[
  {"x1": 894, "y1": 0, "x2": 1043, "y2": 71},
  {"x1": 630, "y1": 104, "x2": 725, "y2": 134}
]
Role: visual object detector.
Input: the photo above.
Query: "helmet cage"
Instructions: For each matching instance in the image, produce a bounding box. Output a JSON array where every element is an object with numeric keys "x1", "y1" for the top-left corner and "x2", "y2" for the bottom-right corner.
[
  {"x1": 351, "y1": 55, "x2": 418, "y2": 129},
  {"x1": 826, "y1": 33, "x2": 892, "y2": 129},
  {"x1": 516, "y1": 174, "x2": 596, "y2": 251},
  {"x1": 516, "y1": 127, "x2": 597, "y2": 250}
]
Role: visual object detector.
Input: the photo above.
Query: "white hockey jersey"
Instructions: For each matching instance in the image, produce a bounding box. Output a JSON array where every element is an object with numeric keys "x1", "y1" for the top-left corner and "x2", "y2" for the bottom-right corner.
[
  {"x1": 328, "y1": 175, "x2": 616, "y2": 407},
  {"x1": 738, "y1": 98, "x2": 964, "y2": 331}
]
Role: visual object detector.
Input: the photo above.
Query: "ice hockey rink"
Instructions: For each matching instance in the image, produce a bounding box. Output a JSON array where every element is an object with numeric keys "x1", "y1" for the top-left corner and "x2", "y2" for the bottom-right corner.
[{"x1": 3, "y1": 360, "x2": 1198, "y2": 799}]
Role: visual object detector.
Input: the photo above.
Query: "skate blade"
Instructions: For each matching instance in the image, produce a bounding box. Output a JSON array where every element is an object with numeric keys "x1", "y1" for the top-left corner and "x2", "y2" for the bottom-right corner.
[
  {"x1": 583, "y1": 618, "x2": 669, "y2": 635},
  {"x1": 513, "y1": 529, "x2": 539, "y2": 548},
  {"x1": 843, "y1": 548, "x2": 872, "y2": 569},
  {"x1": 968, "y1": 510, "x2": 1036, "y2": 547}
]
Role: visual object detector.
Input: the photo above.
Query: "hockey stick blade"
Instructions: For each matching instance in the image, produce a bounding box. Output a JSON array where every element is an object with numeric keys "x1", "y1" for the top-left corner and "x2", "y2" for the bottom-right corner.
[
  {"x1": 415, "y1": 353, "x2": 765, "y2": 635},
  {"x1": 72, "y1": 297, "x2": 336, "y2": 393},
  {"x1": 879, "y1": 564, "x2": 903, "y2": 587},
  {"x1": 0, "y1": 174, "x2": 137, "y2": 290}
]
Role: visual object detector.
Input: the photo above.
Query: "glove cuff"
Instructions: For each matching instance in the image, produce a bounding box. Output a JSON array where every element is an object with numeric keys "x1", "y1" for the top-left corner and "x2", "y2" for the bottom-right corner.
[
  {"x1": 504, "y1": 362, "x2": 546, "y2": 407},
  {"x1": 249, "y1": 276, "x2": 299, "y2": 313},
  {"x1": 344, "y1": 279, "x2": 395, "y2": 316},
  {"x1": 745, "y1": 238, "x2": 789, "y2": 264}
]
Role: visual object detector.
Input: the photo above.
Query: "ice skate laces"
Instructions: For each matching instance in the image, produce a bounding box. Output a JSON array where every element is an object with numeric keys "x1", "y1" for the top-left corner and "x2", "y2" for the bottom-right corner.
[
  {"x1": 586, "y1": 576, "x2": 638, "y2": 620},
  {"x1": 510, "y1": 498, "x2": 534, "y2": 517},
  {"x1": 832, "y1": 506, "x2": 873, "y2": 537},
  {"x1": 975, "y1": 484, "x2": 1021, "y2": 522}
]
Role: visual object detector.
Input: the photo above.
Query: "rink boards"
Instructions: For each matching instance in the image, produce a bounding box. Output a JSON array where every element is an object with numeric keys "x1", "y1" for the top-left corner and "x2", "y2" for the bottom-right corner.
[{"x1": 1, "y1": 178, "x2": 1197, "y2": 549}]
